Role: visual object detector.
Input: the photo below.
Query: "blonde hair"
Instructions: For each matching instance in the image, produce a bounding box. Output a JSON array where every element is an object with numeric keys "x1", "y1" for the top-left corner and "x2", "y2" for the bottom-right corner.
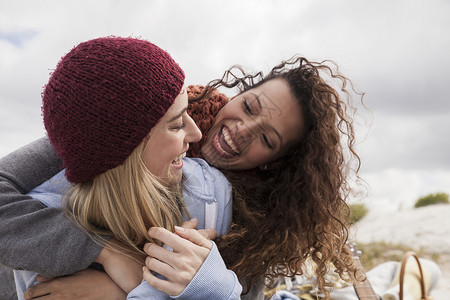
[{"x1": 64, "y1": 140, "x2": 183, "y2": 254}]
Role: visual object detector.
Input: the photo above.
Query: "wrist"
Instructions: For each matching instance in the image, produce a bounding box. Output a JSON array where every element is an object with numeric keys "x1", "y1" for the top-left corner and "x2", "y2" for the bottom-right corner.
[
  {"x1": 94, "y1": 237, "x2": 115, "y2": 265},
  {"x1": 94, "y1": 247, "x2": 109, "y2": 265}
]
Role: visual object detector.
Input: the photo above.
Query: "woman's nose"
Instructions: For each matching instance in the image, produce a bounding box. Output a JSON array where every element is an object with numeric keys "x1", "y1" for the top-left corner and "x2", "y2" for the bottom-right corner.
[
  {"x1": 236, "y1": 118, "x2": 260, "y2": 140},
  {"x1": 186, "y1": 115, "x2": 202, "y2": 143}
]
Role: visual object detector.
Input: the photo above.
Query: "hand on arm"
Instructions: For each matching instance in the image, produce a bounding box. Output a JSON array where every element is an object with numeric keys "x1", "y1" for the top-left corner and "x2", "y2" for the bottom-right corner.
[
  {"x1": 95, "y1": 219, "x2": 217, "y2": 293},
  {"x1": 22, "y1": 219, "x2": 216, "y2": 300},
  {"x1": 94, "y1": 238, "x2": 146, "y2": 293},
  {"x1": 142, "y1": 225, "x2": 216, "y2": 296},
  {"x1": 23, "y1": 237, "x2": 146, "y2": 300},
  {"x1": 92, "y1": 219, "x2": 215, "y2": 294},
  {"x1": 0, "y1": 138, "x2": 103, "y2": 275},
  {"x1": 24, "y1": 268, "x2": 126, "y2": 300}
]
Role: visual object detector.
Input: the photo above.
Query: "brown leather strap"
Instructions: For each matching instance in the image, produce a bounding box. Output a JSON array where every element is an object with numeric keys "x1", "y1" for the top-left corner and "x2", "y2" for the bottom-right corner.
[{"x1": 399, "y1": 251, "x2": 429, "y2": 300}]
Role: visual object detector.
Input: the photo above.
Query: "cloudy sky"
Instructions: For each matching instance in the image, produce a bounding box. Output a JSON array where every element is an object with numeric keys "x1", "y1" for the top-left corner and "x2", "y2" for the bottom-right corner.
[{"x1": 1, "y1": 0, "x2": 449, "y2": 212}]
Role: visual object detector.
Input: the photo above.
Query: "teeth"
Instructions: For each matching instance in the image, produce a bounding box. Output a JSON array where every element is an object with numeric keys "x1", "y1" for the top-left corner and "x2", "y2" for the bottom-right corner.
[
  {"x1": 215, "y1": 137, "x2": 228, "y2": 155},
  {"x1": 222, "y1": 129, "x2": 239, "y2": 153},
  {"x1": 173, "y1": 152, "x2": 186, "y2": 164}
]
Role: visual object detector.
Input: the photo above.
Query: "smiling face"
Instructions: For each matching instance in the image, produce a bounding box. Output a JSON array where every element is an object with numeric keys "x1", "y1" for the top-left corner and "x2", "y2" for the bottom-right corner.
[
  {"x1": 201, "y1": 78, "x2": 305, "y2": 170},
  {"x1": 142, "y1": 87, "x2": 202, "y2": 185}
]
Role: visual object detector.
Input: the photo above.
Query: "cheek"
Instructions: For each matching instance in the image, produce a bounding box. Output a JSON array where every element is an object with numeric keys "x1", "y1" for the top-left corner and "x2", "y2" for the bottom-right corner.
[
  {"x1": 142, "y1": 149, "x2": 162, "y2": 176},
  {"x1": 242, "y1": 146, "x2": 272, "y2": 167},
  {"x1": 216, "y1": 101, "x2": 241, "y2": 121},
  {"x1": 142, "y1": 138, "x2": 172, "y2": 177}
]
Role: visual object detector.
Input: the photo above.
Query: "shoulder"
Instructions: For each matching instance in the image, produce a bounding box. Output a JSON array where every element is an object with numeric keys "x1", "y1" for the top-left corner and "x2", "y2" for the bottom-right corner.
[
  {"x1": 182, "y1": 157, "x2": 230, "y2": 198},
  {"x1": 27, "y1": 170, "x2": 70, "y2": 208},
  {"x1": 182, "y1": 157, "x2": 229, "y2": 190}
]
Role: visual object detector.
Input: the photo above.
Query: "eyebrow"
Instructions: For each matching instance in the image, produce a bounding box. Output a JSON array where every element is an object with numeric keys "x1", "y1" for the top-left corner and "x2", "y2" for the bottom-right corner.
[
  {"x1": 167, "y1": 107, "x2": 188, "y2": 123},
  {"x1": 253, "y1": 94, "x2": 263, "y2": 111}
]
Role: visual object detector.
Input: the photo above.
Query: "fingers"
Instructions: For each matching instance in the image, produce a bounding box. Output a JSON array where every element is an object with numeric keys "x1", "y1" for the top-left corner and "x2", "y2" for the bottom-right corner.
[
  {"x1": 25, "y1": 282, "x2": 50, "y2": 300},
  {"x1": 147, "y1": 226, "x2": 214, "y2": 253},
  {"x1": 180, "y1": 218, "x2": 198, "y2": 230},
  {"x1": 147, "y1": 227, "x2": 186, "y2": 252},
  {"x1": 174, "y1": 226, "x2": 213, "y2": 250},
  {"x1": 143, "y1": 242, "x2": 174, "y2": 264},
  {"x1": 144, "y1": 255, "x2": 174, "y2": 279},
  {"x1": 143, "y1": 226, "x2": 213, "y2": 297},
  {"x1": 142, "y1": 267, "x2": 181, "y2": 296},
  {"x1": 196, "y1": 228, "x2": 218, "y2": 240},
  {"x1": 36, "y1": 275, "x2": 52, "y2": 283},
  {"x1": 25, "y1": 269, "x2": 127, "y2": 300}
]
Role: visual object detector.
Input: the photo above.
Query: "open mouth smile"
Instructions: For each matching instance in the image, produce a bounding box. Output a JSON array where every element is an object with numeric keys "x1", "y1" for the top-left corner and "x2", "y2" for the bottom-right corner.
[
  {"x1": 172, "y1": 146, "x2": 189, "y2": 169},
  {"x1": 212, "y1": 126, "x2": 240, "y2": 159}
]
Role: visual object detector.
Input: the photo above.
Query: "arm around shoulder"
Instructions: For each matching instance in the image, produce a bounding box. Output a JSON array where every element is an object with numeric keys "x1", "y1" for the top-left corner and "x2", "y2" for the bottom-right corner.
[
  {"x1": 0, "y1": 137, "x2": 103, "y2": 276},
  {"x1": 128, "y1": 242, "x2": 241, "y2": 300}
]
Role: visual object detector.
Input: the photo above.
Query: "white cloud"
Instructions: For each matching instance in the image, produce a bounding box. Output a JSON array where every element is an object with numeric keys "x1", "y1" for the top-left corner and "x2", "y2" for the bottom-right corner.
[{"x1": 359, "y1": 113, "x2": 450, "y2": 172}]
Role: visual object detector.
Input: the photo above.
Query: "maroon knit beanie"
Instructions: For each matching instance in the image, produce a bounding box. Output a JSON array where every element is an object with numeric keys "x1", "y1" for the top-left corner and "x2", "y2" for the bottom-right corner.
[{"x1": 42, "y1": 37, "x2": 185, "y2": 183}]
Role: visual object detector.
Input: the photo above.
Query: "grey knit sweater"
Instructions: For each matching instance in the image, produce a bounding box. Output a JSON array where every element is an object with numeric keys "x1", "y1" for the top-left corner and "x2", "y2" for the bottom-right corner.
[{"x1": 0, "y1": 137, "x2": 103, "y2": 276}]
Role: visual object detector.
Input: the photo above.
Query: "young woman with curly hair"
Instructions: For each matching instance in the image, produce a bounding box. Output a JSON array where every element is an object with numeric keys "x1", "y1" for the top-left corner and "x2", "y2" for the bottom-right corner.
[
  {"x1": 0, "y1": 56, "x2": 363, "y2": 299},
  {"x1": 186, "y1": 56, "x2": 363, "y2": 298}
]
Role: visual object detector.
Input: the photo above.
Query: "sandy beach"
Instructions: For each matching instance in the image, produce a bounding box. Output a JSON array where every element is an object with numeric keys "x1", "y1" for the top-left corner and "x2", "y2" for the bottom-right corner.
[{"x1": 352, "y1": 204, "x2": 450, "y2": 299}]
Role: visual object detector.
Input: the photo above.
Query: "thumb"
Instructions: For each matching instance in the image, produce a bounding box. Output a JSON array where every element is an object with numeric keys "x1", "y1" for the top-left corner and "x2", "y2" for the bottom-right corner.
[
  {"x1": 197, "y1": 228, "x2": 218, "y2": 240},
  {"x1": 180, "y1": 218, "x2": 199, "y2": 230},
  {"x1": 36, "y1": 274, "x2": 52, "y2": 282},
  {"x1": 174, "y1": 226, "x2": 214, "y2": 250}
]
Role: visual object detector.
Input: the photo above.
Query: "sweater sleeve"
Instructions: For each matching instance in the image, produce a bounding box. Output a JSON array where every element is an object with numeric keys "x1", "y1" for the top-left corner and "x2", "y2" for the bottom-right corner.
[
  {"x1": 172, "y1": 242, "x2": 242, "y2": 300},
  {"x1": 0, "y1": 137, "x2": 103, "y2": 276},
  {"x1": 126, "y1": 280, "x2": 170, "y2": 300},
  {"x1": 127, "y1": 242, "x2": 241, "y2": 300}
]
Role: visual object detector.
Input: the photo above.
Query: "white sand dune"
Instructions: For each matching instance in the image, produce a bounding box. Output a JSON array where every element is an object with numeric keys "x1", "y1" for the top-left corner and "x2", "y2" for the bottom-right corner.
[{"x1": 352, "y1": 204, "x2": 450, "y2": 299}]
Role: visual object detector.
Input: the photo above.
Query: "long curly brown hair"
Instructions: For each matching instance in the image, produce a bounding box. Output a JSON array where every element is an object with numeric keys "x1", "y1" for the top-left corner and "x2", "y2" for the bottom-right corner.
[{"x1": 189, "y1": 56, "x2": 365, "y2": 298}]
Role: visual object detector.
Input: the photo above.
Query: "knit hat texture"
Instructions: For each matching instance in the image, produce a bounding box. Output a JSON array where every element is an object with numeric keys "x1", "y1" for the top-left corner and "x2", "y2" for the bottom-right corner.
[{"x1": 42, "y1": 37, "x2": 185, "y2": 183}]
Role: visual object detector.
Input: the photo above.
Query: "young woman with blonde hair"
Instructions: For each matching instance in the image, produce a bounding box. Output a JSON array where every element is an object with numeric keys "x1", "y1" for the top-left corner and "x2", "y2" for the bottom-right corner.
[{"x1": 8, "y1": 36, "x2": 241, "y2": 300}]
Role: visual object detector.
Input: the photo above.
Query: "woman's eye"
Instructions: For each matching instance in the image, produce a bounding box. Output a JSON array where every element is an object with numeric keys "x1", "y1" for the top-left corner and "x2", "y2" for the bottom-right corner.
[
  {"x1": 243, "y1": 99, "x2": 254, "y2": 115},
  {"x1": 172, "y1": 121, "x2": 186, "y2": 130},
  {"x1": 262, "y1": 134, "x2": 274, "y2": 149}
]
